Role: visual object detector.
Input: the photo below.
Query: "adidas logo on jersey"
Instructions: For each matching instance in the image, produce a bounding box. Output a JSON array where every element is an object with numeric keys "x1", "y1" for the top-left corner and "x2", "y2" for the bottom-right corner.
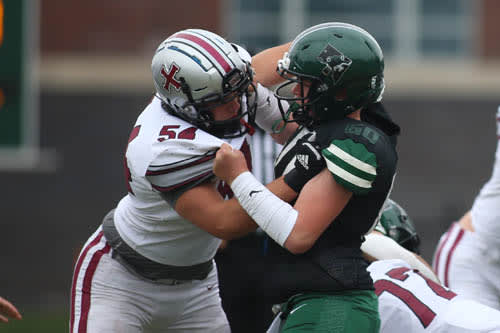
[{"x1": 296, "y1": 154, "x2": 309, "y2": 170}]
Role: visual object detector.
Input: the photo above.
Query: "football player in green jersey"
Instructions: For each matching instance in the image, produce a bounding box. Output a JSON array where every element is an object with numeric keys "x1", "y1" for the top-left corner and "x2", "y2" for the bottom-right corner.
[{"x1": 214, "y1": 22, "x2": 400, "y2": 332}]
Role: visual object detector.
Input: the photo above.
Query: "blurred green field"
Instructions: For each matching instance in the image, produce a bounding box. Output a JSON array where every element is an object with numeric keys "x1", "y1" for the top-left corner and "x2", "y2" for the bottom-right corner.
[{"x1": 0, "y1": 312, "x2": 67, "y2": 333}]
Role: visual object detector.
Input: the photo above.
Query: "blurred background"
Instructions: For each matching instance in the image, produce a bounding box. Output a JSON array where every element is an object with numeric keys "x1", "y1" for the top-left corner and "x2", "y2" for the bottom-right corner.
[{"x1": 1, "y1": 0, "x2": 500, "y2": 331}]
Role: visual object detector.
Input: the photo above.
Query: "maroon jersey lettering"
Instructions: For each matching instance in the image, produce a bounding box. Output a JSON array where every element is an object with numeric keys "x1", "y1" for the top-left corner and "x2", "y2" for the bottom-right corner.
[{"x1": 375, "y1": 267, "x2": 457, "y2": 328}]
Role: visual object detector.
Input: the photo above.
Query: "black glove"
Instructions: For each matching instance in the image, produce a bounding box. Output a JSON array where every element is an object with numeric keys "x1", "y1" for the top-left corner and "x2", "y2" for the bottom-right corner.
[{"x1": 284, "y1": 139, "x2": 326, "y2": 193}]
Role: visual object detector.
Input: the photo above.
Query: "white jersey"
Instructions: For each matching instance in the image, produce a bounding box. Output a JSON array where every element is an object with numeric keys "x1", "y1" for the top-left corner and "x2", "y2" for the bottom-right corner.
[
  {"x1": 368, "y1": 259, "x2": 500, "y2": 332},
  {"x1": 114, "y1": 96, "x2": 252, "y2": 266},
  {"x1": 470, "y1": 106, "x2": 500, "y2": 247}
]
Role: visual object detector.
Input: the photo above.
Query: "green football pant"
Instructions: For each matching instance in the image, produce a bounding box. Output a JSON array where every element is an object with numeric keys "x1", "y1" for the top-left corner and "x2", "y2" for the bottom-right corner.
[{"x1": 279, "y1": 290, "x2": 380, "y2": 333}]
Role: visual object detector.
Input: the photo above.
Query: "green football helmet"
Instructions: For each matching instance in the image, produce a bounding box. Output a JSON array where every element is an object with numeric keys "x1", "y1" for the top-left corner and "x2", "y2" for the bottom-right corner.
[
  {"x1": 275, "y1": 22, "x2": 385, "y2": 127},
  {"x1": 375, "y1": 199, "x2": 421, "y2": 254}
]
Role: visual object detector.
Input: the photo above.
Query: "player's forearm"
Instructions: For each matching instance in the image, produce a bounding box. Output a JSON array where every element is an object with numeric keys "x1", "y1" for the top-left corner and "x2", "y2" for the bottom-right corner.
[
  {"x1": 252, "y1": 42, "x2": 291, "y2": 87},
  {"x1": 266, "y1": 175, "x2": 299, "y2": 203},
  {"x1": 211, "y1": 177, "x2": 298, "y2": 240},
  {"x1": 414, "y1": 254, "x2": 441, "y2": 284},
  {"x1": 361, "y1": 233, "x2": 440, "y2": 284},
  {"x1": 253, "y1": 83, "x2": 298, "y2": 144},
  {"x1": 212, "y1": 198, "x2": 258, "y2": 239}
]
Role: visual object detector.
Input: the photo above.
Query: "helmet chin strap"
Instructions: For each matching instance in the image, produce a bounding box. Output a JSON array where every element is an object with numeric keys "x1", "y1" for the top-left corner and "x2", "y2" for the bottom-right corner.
[{"x1": 208, "y1": 119, "x2": 242, "y2": 138}]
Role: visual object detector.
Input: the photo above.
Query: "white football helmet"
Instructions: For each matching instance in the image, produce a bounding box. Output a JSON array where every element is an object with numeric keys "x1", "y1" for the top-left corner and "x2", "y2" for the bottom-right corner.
[{"x1": 152, "y1": 29, "x2": 256, "y2": 138}]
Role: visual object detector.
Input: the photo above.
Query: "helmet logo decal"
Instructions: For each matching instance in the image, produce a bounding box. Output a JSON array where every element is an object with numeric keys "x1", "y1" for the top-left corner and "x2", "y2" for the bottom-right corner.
[
  {"x1": 160, "y1": 63, "x2": 182, "y2": 91},
  {"x1": 317, "y1": 44, "x2": 352, "y2": 84}
]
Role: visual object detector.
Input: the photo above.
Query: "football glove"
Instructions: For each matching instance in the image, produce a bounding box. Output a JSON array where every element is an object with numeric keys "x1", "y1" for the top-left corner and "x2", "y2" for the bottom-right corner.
[{"x1": 284, "y1": 138, "x2": 326, "y2": 193}]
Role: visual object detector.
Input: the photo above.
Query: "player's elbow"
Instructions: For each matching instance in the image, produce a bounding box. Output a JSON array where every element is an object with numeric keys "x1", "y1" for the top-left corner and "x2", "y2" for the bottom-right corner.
[
  {"x1": 284, "y1": 234, "x2": 315, "y2": 254},
  {"x1": 211, "y1": 219, "x2": 237, "y2": 240}
]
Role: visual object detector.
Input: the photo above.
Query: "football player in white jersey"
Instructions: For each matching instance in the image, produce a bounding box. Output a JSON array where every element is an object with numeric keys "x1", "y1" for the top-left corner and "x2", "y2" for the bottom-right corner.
[
  {"x1": 69, "y1": 28, "x2": 303, "y2": 333},
  {"x1": 367, "y1": 200, "x2": 500, "y2": 333},
  {"x1": 433, "y1": 106, "x2": 500, "y2": 311},
  {"x1": 267, "y1": 200, "x2": 500, "y2": 333}
]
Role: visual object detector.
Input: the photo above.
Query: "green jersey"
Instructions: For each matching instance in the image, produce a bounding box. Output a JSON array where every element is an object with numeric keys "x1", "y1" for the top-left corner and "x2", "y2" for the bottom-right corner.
[{"x1": 272, "y1": 106, "x2": 398, "y2": 294}]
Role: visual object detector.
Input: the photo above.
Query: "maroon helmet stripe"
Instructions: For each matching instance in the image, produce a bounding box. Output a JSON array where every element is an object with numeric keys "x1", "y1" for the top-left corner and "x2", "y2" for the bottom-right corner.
[{"x1": 172, "y1": 32, "x2": 232, "y2": 73}]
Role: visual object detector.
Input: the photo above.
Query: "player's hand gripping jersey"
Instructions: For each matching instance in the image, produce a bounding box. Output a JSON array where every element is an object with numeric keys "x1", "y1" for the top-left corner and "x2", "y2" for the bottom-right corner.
[
  {"x1": 114, "y1": 96, "x2": 252, "y2": 267},
  {"x1": 368, "y1": 259, "x2": 500, "y2": 332}
]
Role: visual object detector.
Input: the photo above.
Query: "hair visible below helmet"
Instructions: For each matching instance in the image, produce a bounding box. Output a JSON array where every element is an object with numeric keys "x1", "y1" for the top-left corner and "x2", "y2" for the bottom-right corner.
[
  {"x1": 275, "y1": 22, "x2": 385, "y2": 127},
  {"x1": 375, "y1": 199, "x2": 421, "y2": 254},
  {"x1": 151, "y1": 29, "x2": 256, "y2": 138}
]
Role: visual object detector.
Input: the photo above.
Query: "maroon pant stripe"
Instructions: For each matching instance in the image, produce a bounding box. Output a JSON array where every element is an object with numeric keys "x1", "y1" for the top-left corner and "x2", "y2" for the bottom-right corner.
[
  {"x1": 444, "y1": 228, "x2": 464, "y2": 287},
  {"x1": 70, "y1": 232, "x2": 110, "y2": 333},
  {"x1": 433, "y1": 223, "x2": 456, "y2": 279}
]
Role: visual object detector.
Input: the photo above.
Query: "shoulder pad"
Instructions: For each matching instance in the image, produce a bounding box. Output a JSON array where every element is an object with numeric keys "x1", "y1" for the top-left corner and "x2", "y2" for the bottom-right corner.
[
  {"x1": 322, "y1": 138, "x2": 377, "y2": 195},
  {"x1": 316, "y1": 120, "x2": 383, "y2": 147}
]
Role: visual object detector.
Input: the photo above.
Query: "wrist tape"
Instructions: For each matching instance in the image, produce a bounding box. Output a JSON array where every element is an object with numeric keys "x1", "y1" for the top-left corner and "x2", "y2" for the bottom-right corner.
[{"x1": 231, "y1": 171, "x2": 297, "y2": 246}]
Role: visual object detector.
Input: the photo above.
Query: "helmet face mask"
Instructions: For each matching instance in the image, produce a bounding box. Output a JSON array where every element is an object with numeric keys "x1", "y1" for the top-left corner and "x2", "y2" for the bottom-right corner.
[
  {"x1": 177, "y1": 66, "x2": 256, "y2": 138},
  {"x1": 274, "y1": 69, "x2": 325, "y2": 128},
  {"x1": 376, "y1": 199, "x2": 421, "y2": 254},
  {"x1": 274, "y1": 22, "x2": 385, "y2": 128},
  {"x1": 152, "y1": 29, "x2": 257, "y2": 138}
]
